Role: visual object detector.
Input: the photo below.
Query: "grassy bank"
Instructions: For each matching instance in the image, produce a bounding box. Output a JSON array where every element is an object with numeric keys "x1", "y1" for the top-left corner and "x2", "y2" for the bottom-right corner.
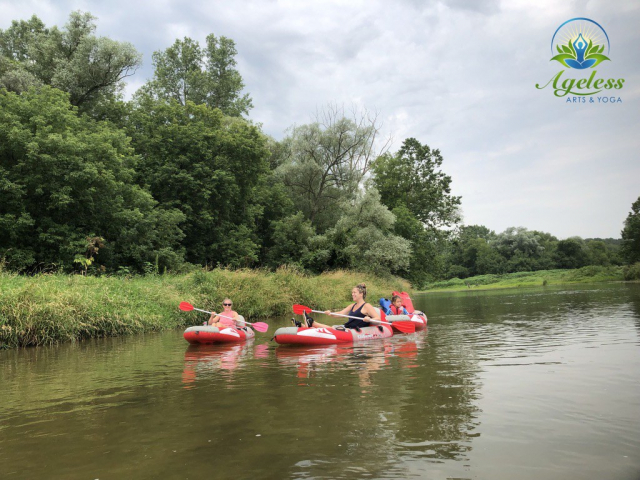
[
  {"x1": 423, "y1": 266, "x2": 625, "y2": 292},
  {"x1": 0, "y1": 267, "x2": 410, "y2": 348}
]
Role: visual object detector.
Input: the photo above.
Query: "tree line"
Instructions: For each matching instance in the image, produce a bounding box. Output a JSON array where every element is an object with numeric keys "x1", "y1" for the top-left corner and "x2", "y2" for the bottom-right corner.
[{"x1": 1, "y1": 12, "x2": 639, "y2": 286}]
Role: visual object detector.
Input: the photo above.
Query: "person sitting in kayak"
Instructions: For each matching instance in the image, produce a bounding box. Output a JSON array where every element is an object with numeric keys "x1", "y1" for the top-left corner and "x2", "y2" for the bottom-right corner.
[
  {"x1": 208, "y1": 298, "x2": 240, "y2": 328},
  {"x1": 385, "y1": 295, "x2": 409, "y2": 315},
  {"x1": 304, "y1": 283, "x2": 380, "y2": 330}
]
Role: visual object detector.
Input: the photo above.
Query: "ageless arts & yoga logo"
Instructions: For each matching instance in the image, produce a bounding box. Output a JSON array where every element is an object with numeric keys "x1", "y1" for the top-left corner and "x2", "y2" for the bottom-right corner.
[{"x1": 536, "y1": 18, "x2": 624, "y2": 103}]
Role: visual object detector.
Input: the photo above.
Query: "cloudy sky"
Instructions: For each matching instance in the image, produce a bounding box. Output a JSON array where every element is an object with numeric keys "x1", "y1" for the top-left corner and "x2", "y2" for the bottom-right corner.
[{"x1": 2, "y1": 0, "x2": 639, "y2": 239}]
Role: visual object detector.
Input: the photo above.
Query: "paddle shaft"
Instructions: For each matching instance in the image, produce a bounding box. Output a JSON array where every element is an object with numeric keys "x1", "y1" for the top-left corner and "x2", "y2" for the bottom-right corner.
[
  {"x1": 307, "y1": 308, "x2": 394, "y2": 327},
  {"x1": 192, "y1": 307, "x2": 250, "y2": 326}
]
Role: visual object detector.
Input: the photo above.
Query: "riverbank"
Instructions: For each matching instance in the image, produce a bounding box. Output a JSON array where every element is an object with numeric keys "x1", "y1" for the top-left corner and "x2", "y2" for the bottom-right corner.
[
  {"x1": 0, "y1": 267, "x2": 410, "y2": 348},
  {"x1": 422, "y1": 266, "x2": 626, "y2": 292}
]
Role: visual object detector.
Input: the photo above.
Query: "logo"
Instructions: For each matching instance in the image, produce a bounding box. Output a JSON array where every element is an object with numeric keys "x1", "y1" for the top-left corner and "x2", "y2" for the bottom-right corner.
[{"x1": 536, "y1": 18, "x2": 624, "y2": 102}]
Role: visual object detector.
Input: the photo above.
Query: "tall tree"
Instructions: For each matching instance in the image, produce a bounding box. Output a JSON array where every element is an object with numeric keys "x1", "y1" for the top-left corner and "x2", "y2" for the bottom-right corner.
[
  {"x1": 127, "y1": 95, "x2": 269, "y2": 267},
  {"x1": 371, "y1": 137, "x2": 461, "y2": 229},
  {"x1": 140, "y1": 34, "x2": 252, "y2": 116},
  {"x1": 0, "y1": 11, "x2": 141, "y2": 114},
  {"x1": 0, "y1": 87, "x2": 184, "y2": 272},
  {"x1": 278, "y1": 104, "x2": 390, "y2": 230},
  {"x1": 621, "y1": 196, "x2": 640, "y2": 264}
]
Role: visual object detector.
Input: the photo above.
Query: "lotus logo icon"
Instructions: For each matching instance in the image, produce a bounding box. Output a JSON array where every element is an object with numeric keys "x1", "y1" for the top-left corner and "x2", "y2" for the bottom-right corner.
[
  {"x1": 536, "y1": 17, "x2": 624, "y2": 101},
  {"x1": 550, "y1": 18, "x2": 610, "y2": 69}
]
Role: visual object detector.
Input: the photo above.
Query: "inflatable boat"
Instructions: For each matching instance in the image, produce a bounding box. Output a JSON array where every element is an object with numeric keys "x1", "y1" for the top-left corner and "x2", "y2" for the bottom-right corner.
[
  {"x1": 380, "y1": 293, "x2": 428, "y2": 331},
  {"x1": 385, "y1": 313, "x2": 428, "y2": 331},
  {"x1": 273, "y1": 324, "x2": 393, "y2": 346},
  {"x1": 183, "y1": 317, "x2": 255, "y2": 344}
]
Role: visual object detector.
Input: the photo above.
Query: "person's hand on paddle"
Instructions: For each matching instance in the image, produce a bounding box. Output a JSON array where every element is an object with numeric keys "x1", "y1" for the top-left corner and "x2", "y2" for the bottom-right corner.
[{"x1": 324, "y1": 310, "x2": 332, "y2": 316}]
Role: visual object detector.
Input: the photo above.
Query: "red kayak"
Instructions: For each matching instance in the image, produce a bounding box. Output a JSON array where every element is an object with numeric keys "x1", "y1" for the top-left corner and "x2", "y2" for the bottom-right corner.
[
  {"x1": 385, "y1": 312, "x2": 428, "y2": 331},
  {"x1": 183, "y1": 324, "x2": 255, "y2": 344},
  {"x1": 273, "y1": 324, "x2": 393, "y2": 346}
]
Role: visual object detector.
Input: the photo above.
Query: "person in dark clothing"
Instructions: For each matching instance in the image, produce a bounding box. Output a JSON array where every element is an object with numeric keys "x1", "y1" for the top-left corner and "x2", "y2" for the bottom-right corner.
[{"x1": 303, "y1": 283, "x2": 380, "y2": 329}]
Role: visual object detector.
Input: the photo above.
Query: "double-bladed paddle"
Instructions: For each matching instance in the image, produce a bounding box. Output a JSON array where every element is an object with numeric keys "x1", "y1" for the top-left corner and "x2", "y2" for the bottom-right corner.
[
  {"x1": 292, "y1": 304, "x2": 415, "y2": 334},
  {"x1": 179, "y1": 302, "x2": 269, "y2": 333}
]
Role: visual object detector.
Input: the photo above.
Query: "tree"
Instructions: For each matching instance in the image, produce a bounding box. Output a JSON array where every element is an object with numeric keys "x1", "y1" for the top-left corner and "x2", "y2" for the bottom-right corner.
[
  {"x1": 554, "y1": 237, "x2": 589, "y2": 269},
  {"x1": 265, "y1": 212, "x2": 315, "y2": 268},
  {"x1": 0, "y1": 12, "x2": 141, "y2": 114},
  {"x1": 621, "y1": 196, "x2": 640, "y2": 264},
  {"x1": 140, "y1": 34, "x2": 252, "y2": 116},
  {"x1": 371, "y1": 137, "x2": 461, "y2": 229},
  {"x1": 127, "y1": 94, "x2": 269, "y2": 267},
  {"x1": 309, "y1": 188, "x2": 411, "y2": 275},
  {"x1": 277, "y1": 104, "x2": 390, "y2": 230},
  {"x1": 0, "y1": 87, "x2": 184, "y2": 272}
]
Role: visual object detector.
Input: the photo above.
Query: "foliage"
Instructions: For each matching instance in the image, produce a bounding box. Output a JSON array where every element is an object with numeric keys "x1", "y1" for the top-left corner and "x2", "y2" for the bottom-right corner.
[
  {"x1": 138, "y1": 34, "x2": 252, "y2": 116},
  {"x1": 621, "y1": 196, "x2": 640, "y2": 264},
  {"x1": 622, "y1": 262, "x2": 640, "y2": 281},
  {"x1": 0, "y1": 87, "x2": 185, "y2": 272},
  {"x1": 554, "y1": 237, "x2": 589, "y2": 269},
  {"x1": 308, "y1": 188, "x2": 411, "y2": 275},
  {"x1": 266, "y1": 212, "x2": 315, "y2": 269},
  {"x1": 0, "y1": 11, "x2": 141, "y2": 115},
  {"x1": 277, "y1": 104, "x2": 389, "y2": 230},
  {"x1": 425, "y1": 266, "x2": 624, "y2": 291},
  {"x1": 127, "y1": 95, "x2": 270, "y2": 267},
  {"x1": 371, "y1": 137, "x2": 461, "y2": 229}
]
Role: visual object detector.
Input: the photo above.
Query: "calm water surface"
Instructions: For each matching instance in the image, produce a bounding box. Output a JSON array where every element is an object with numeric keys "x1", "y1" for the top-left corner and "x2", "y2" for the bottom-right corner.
[{"x1": 1, "y1": 283, "x2": 639, "y2": 479}]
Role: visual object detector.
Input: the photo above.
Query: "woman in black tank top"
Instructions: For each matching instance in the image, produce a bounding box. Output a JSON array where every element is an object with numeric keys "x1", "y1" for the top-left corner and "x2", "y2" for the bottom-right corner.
[{"x1": 305, "y1": 283, "x2": 380, "y2": 329}]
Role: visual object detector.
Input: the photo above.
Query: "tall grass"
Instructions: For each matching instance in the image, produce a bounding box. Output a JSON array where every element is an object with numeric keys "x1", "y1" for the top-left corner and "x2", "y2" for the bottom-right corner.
[{"x1": 0, "y1": 267, "x2": 410, "y2": 348}]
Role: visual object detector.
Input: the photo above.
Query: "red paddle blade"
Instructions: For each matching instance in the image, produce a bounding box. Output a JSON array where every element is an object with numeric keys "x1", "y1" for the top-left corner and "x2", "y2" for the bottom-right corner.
[
  {"x1": 292, "y1": 304, "x2": 312, "y2": 315},
  {"x1": 251, "y1": 322, "x2": 269, "y2": 333},
  {"x1": 391, "y1": 321, "x2": 415, "y2": 334},
  {"x1": 179, "y1": 301, "x2": 194, "y2": 312}
]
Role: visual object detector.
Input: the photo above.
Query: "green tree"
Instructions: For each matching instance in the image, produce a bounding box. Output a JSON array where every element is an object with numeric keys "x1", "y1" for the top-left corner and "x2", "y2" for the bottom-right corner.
[
  {"x1": 277, "y1": 105, "x2": 389, "y2": 230},
  {"x1": 371, "y1": 137, "x2": 461, "y2": 228},
  {"x1": 140, "y1": 34, "x2": 252, "y2": 116},
  {"x1": 0, "y1": 12, "x2": 141, "y2": 114},
  {"x1": 0, "y1": 87, "x2": 184, "y2": 272},
  {"x1": 621, "y1": 196, "x2": 640, "y2": 264},
  {"x1": 266, "y1": 212, "x2": 315, "y2": 268},
  {"x1": 310, "y1": 188, "x2": 411, "y2": 275},
  {"x1": 127, "y1": 95, "x2": 269, "y2": 267},
  {"x1": 554, "y1": 237, "x2": 589, "y2": 269}
]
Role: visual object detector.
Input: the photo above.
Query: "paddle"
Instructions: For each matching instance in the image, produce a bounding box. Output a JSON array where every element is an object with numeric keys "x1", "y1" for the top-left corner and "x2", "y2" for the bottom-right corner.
[
  {"x1": 292, "y1": 304, "x2": 415, "y2": 334},
  {"x1": 179, "y1": 302, "x2": 269, "y2": 333}
]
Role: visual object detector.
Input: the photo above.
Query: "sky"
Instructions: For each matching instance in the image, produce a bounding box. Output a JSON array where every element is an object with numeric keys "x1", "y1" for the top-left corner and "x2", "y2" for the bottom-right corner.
[{"x1": 2, "y1": 0, "x2": 639, "y2": 239}]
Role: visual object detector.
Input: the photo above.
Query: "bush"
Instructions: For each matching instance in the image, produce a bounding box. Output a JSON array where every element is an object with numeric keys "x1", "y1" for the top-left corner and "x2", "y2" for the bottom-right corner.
[{"x1": 623, "y1": 262, "x2": 640, "y2": 280}]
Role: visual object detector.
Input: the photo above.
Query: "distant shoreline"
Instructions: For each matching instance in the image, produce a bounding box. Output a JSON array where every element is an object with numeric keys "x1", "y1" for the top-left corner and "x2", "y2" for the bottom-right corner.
[{"x1": 419, "y1": 266, "x2": 628, "y2": 293}]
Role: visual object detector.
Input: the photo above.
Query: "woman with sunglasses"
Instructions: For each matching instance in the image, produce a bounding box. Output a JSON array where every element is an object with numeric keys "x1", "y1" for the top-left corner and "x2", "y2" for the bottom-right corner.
[{"x1": 208, "y1": 298, "x2": 241, "y2": 328}]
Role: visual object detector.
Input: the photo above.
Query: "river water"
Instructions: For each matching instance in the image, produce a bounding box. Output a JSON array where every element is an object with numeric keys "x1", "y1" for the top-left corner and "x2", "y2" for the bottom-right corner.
[{"x1": 1, "y1": 283, "x2": 639, "y2": 479}]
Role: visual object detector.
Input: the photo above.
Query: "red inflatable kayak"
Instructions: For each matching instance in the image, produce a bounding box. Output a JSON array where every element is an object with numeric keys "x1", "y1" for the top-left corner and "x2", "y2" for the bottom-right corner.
[
  {"x1": 273, "y1": 324, "x2": 393, "y2": 345},
  {"x1": 385, "y1": 312, "x2": 428, "y2": 331},
  {"x1": 183, "y1": 323, "x2": 255, "y2": 344}
]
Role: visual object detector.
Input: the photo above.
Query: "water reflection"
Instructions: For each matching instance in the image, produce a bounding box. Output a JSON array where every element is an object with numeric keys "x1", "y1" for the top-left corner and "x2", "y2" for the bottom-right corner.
[{"x1": 1, "y1": 284, "x2": 639, "y2": 479}]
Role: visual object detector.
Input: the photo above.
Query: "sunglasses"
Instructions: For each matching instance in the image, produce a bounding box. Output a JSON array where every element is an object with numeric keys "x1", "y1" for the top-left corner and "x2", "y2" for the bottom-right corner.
[{"x1": 223, "y1": 303, "x2": 232, "y2": 306}]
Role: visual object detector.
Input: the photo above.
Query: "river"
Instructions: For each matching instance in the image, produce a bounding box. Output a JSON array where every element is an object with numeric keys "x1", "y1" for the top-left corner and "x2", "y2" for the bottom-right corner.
[{"x1": 1, "y1": 283, "x2": 639, "y2": 479}]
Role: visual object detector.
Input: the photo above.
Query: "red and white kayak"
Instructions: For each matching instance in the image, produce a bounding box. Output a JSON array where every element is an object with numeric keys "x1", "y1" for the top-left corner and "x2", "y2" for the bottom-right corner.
[
  {"x1": 183, "y1": 321, "x2": 255, "y2": 345},
  {"x1": 385, "y1": 312, "x2": 428, "y2": 331},
  {"x1": 273, "y1": 324, "x2": 393, "y2": 346}
]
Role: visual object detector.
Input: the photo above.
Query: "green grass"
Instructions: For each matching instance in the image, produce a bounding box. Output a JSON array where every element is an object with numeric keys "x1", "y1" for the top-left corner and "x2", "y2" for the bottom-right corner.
[
  {"x1": 0, "y1": 267, "x2": 410, "y2": 348},
  {"x1": 422, "y1": 266, "x2": 625, "y2": 292}
]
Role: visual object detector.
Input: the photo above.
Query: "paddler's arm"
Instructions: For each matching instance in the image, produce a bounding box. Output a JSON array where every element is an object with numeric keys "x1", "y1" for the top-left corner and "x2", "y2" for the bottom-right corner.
[
  {"x1": 324, "y1": 305, "x2": 352, "y2": 317},
  {"x1": 362, "y1": 303, "x2": 380, "y2": 323}
]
